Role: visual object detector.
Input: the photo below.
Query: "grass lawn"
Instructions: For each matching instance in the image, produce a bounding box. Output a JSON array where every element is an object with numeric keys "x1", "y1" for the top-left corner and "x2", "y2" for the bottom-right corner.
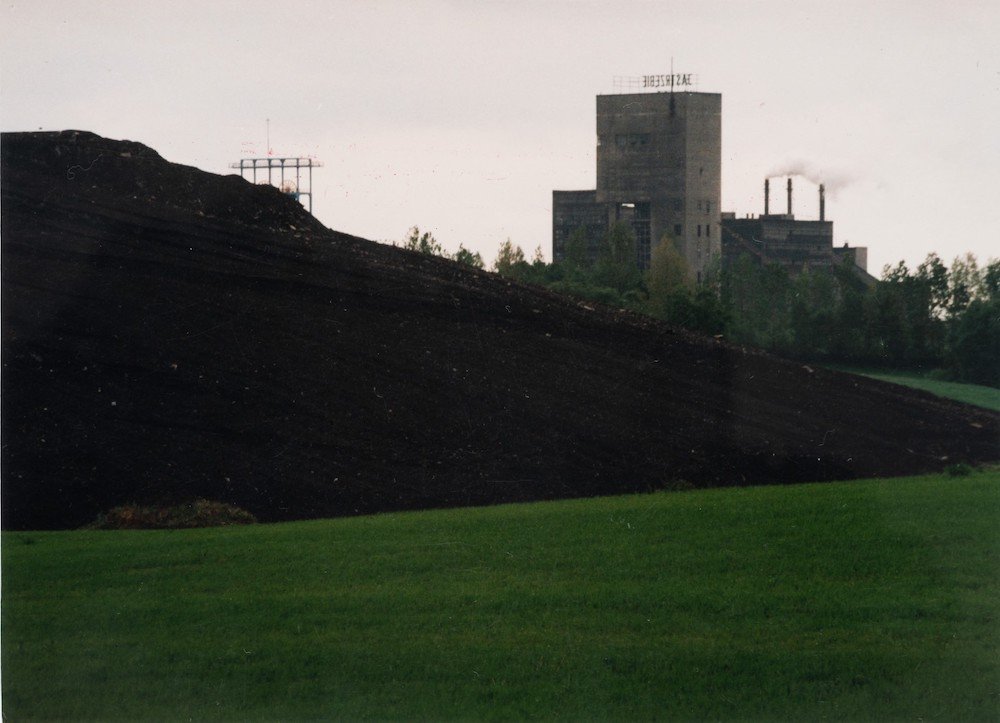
[
  {"x1": 830, "y1": 367, "x2": 1000, "y2": 412},
  {"x1": 4, "y1": 471, "x2": 999, "y2": 720}
]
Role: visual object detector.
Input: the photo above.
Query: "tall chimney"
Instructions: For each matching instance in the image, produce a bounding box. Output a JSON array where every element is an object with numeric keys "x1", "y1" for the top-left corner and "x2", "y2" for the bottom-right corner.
[
  {"x1": 819, "y1": 184, "x2": 826, "y2": 221},
  {"x1": 786, "y1": 178, "x2": 793, "y2": 216},
  {"x1": 764, "y1": 178, "x2": 770, "y2": 215}
]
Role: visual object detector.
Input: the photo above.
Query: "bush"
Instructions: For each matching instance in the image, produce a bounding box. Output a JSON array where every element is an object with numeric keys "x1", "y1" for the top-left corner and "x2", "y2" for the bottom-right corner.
[{"x1": 86, "y1": 500, "x2": 257, "y2": 529}]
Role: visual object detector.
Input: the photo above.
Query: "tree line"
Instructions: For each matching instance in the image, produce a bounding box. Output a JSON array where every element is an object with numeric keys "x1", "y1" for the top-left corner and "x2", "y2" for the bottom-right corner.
[{"x1": 398, "y1": 226, "x2": 999, "y2": 387}]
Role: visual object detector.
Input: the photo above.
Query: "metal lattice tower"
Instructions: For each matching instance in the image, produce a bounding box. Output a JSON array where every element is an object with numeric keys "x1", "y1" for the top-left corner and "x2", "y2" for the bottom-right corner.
[{"x1": 229, "y1": 156, "x2": 323, "y2": 215}]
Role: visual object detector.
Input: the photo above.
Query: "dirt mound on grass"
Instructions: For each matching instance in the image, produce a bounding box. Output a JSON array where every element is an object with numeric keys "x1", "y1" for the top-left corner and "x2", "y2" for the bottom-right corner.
[
  {"x1": 85, "y1": 500, "x2": 257, "y2": 530},
  {"x1": 2, "y1": 130, "x2": 997, "y2": 530}
]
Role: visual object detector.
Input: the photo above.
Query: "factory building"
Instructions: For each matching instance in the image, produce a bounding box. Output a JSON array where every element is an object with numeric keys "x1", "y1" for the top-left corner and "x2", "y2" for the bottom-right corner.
[
  {"x1": 553, "y1": 85, "x2": 872, "y2": 284},
  {"x1": 553, "y1": 89, "x2": 722, "y2": 280},
  {"x1": 720, "y1": 178, "x2": 874, "y2": 284}
]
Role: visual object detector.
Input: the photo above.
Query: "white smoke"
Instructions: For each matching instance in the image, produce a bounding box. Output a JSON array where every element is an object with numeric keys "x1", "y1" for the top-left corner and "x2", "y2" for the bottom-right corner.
[{"x1": 766, "y1": 159, "x2": 854, "y2": 196}]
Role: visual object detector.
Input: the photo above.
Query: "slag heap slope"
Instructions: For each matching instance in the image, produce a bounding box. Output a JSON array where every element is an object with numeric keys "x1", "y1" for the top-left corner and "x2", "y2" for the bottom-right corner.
[{"x1": 2, "y1": 130, "x2": 997, "y2": 529}]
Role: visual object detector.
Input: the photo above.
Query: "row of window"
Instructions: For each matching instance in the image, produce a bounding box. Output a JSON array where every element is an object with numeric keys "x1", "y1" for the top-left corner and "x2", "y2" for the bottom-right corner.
[
  {"x1": 618, "y1": 199, "x2": 716, "y2": 214},
  {"x1": 614, "y1": 133, "x2": 650, "y2": 149},
  {"x1": 672, "y1": 223, "x2": 712, "y2": 238},
  {"x1": 662, "y1": 199, "x2": 716, "y2": 213}
]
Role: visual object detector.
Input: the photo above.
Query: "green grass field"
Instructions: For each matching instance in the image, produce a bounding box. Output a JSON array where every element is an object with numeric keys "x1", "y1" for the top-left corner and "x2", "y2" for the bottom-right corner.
[
  {"x1": 4, "y1": 471, "x2": 999, "y2": 720},
  {"x1": 831, "y1": 367, "x2": 1000, "y2": 412}
]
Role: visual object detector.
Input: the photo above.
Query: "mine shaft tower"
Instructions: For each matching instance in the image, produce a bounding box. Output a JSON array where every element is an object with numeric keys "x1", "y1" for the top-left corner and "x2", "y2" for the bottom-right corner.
[{"x1": 552, "y1": 72, "x2": 721, "y2": 281}]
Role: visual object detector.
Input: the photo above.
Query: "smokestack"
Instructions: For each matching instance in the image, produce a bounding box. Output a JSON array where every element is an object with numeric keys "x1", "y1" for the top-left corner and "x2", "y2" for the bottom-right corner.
[
  {"x1": 819, "y1": 184, "x2": 826, "y2": 221},
  {"x1": 764, "y1": 178, "x2": 770, "y2": 215},
  {"x1": 786, "y1": 178, "x2": 793, "y2": 216}
]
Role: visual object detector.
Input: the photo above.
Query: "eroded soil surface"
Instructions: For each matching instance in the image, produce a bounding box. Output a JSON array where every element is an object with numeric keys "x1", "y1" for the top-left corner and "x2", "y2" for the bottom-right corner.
[{"x1": 3, "y1": 131, "x2": 997, "y2": 529}]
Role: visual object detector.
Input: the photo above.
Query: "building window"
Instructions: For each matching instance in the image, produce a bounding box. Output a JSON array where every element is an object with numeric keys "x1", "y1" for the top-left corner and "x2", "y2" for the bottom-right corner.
[
  {"x1": 705, "y1": 201, "x2": 711, "y2": 213},
  {"x1": 615, "y1": 133, "x2": 650, "y2": 150},
  {"x1": 697, "y1": 200, "x2": 702, "y2": 211},
  {"x1": 674, "y1": 224, "x2": 682, "y2": 236},
  {"x1": 706, "y1": 224, "x2": 711, "y2": 237},
  {"x1": 697, "y1": 224, "x2": 702, "y2": 237}
]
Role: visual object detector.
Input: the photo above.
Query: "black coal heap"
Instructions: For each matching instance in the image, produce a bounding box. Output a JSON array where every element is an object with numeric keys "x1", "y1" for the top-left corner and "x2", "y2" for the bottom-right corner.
[{"x1": 2, "y1": 131, "x2": 996, "y2": 529}]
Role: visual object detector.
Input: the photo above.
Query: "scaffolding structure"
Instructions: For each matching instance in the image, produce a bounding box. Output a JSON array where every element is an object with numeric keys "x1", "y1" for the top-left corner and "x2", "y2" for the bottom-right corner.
[
  {"x1": 229, "y1": 157, "x2": 323, "y2": 214},
  {"x1": 611, "y1": 74, "x2": 699, "y2": 94}
]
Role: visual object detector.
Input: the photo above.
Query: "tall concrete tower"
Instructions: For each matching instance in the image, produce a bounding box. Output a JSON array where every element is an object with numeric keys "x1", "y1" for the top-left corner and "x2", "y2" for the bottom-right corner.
[
  {"x1": 554, "y1": 89, "x2": 722, "y2": 281},
  {"x1": 596, "y1": 91, "x2": 721, "y2": 276}
]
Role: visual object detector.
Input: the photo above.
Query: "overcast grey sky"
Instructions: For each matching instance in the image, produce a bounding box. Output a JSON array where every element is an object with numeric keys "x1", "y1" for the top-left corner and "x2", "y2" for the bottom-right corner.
[{"x1": 3, "y1": 0, "x2": 998, "y2": 273}]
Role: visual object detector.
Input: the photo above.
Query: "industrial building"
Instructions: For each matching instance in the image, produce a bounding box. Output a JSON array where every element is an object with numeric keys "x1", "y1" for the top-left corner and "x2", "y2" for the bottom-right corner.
[
  {"x1": 720, "y1": 178, "x2": 873, "y2": 284},
  {"x1": 553, "y1": 89, "x2": 721, "y2": 280},
  {"x1": 553, "y1": 85, "x2": 871, "y2": 283}
]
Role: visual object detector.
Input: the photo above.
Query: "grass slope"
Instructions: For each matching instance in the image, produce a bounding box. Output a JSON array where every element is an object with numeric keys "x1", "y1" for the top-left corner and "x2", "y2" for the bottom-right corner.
[
  {"x1": 833, "y1": 367, "x2": 1000, "y2": 412},
  {"x1": 864, "y1": 373, "x2": 1000, "y2": 412},
  {"x1": 4, "y1": 471, "x2": 999, "y2": 720}
]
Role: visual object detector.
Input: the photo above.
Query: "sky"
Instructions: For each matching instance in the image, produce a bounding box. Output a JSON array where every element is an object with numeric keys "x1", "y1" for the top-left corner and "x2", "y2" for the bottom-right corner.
[{"x1": 2, "y1": 0, "x2": 998, "y2": 274}]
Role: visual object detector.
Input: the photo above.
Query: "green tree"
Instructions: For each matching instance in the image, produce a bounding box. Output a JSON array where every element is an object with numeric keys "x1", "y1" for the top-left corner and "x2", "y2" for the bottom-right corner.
[
  {"x1": 828, "y1": 257, "x2": 868, "y2": 360},
  {"x1": 595, "y1": 222, "x2": 642, "y2": 294},
  {"x1": 646, "y1": 235, "x2": 691, "y2": 299},
  {"x1": 689, "y1": 286, "x2": 730, "y2": 335},
  {"x1": 644, "y1": 238, "x2": 726, "y2": 334},
  {"x1": 982, "y1": 259, "x2": 1000, "y2": 301},
  {"x1": 864, "y1": 259, "x2": 944, "y2": 367},
  {"x1": 916, "y1": 253, "x2": 949, "y2": 319},
  {"x1": 563, "y1": 226, "x2": 593, "y2": 274},
  {"x1": 947, "y1": 253, "x2": 983, "y2": 317},
  {"x1": 944, "y1": 254, "x2": 998, "y2": 385},
  {"x1": 453, "y1": 244, "x2": 484, "y2": 269},
  {"x1": 864, "y1": 268, "x2": 908, "y2": 365},
  {"x1": 789, "y1": 268, "x2": 838, "y2": 358},
  {"x1": 493, "y1": 238, "x2": 526, "y2": 276},
  {"x1": 721, "y1": 256, "x2": 794, "y2": 353},
  {"x1": 644, "y1": 235, "x2": 692, "y2": 323},
  {"x1": 402, "y1": 226, "x2": 445, "y2": 256},
  {"x1": 701, "y1": 253, "x2": 723, "y2": 289},
  {"x1": 947, "y1": 297, "x2": 1000, "y2": 386}
]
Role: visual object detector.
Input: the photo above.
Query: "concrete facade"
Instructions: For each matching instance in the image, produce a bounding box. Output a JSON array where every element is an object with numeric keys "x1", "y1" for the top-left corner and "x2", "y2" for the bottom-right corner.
[
  {"x1": 553, "y1": 91, "x2": 722, "y2": 279},
  {"x1": 721, "y1": 215, "x2": 835, "y2": 270},
  {"x1": 720, "y1": 180, "x2": 875, "y2": 284},
  {"x1": 551, "y1": 190, "x2": 606, "y2": 264}
]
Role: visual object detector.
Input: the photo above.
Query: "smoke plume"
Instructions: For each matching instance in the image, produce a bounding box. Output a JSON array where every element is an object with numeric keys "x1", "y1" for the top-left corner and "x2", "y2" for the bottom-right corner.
[{"x1": 766, "y1": 159, "x2": 854, "y2": 195}]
